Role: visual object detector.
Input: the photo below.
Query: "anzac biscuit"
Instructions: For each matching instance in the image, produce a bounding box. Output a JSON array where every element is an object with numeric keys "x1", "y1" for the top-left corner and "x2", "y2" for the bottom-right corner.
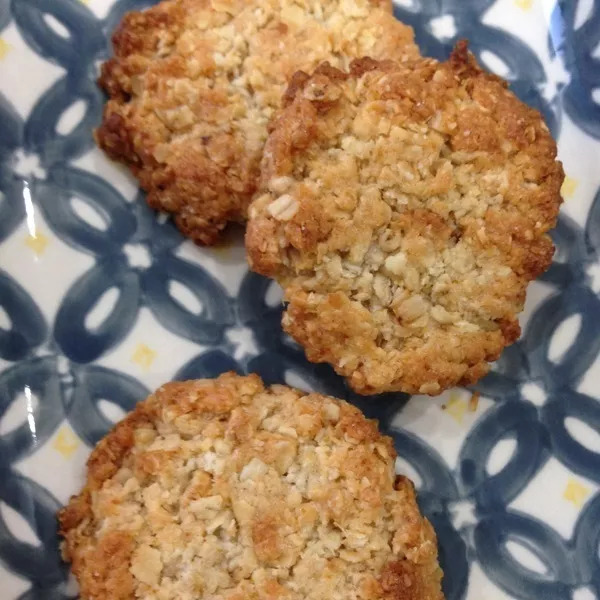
[
  {"x1": 247, "y1": 44, "x2": 563, "y2": 394},
  {"x1": 59, "y1": 373, "x2": 444, "y2": 599},
  {"x1": 96, "y1": 0, "x2": 418, "y2": 244}
]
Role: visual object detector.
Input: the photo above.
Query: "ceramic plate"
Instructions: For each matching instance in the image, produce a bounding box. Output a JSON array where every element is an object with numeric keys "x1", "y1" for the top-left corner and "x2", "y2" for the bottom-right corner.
[{"x1": 1, "y1": 1, "x2": 599, "y2": 599}]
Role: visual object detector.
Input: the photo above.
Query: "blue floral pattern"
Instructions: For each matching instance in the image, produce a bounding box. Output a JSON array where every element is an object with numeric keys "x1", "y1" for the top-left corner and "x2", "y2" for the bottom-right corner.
[{"x1": 0, "y1": 1, "x2": 599, "y2": 599}]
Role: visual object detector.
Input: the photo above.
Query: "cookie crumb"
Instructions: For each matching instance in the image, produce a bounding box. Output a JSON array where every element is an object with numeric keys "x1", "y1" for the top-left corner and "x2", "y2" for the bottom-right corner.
[{"x1": 469, "y1": 391, "x2": 480, "y2": 412}]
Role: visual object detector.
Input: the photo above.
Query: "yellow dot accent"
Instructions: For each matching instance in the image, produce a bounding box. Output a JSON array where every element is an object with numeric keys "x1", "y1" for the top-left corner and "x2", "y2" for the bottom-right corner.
[
  {"x1": 444, "y1": 392, "x2": 468, "y2": 424},
  {"x1": 563, "y1": 479, "x2": 590, "y2": 508},
  {"x1": 25, "y1": 231, "x2": 49, "y2": 256},
  {"x1": 212, "y1": 245, "x2": 232, "y2": 258},
  {"x1": 52, "y1": 427, "x2": 80, "y2": 459},
  {"x1": 132, "y1": 343, "x2": 157, "y2": 370},
  {"x1": 514, "y1": 0, "x2": 533, "y2": 10},
  {"x1": 0, "y1": 38, "x2": 11, "y2": 60},
  {"x1": 561, "y1": 176, "x2": 579, "y2": 199}
]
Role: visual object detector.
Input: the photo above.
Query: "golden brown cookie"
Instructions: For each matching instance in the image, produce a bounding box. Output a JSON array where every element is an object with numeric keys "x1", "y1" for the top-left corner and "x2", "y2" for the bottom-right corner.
[
  {"x1": 58, "y1": 373, "x2": 444, "y2": 600},
  {"x1": 96, "y1": 0, "x2": 418, "y2": 244},
  {"x1": 247, "y1": 44, "x2": 564, "y2": 395}
]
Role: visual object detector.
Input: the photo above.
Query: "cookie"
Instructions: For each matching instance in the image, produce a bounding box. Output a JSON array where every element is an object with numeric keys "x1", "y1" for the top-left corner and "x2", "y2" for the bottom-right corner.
[
  {"x1": 96, "y1": 0, "x2": 418, "y2": 244},
  {"x1": 58, "y1": 373, "x2": 444, "y2": 600},
  {"x1": 246, "y1": 44, "x2": 564, "y2": 395}
]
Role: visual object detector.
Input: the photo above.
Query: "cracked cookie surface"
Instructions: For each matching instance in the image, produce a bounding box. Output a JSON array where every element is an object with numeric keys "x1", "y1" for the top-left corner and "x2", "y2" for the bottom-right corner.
[
  {"x1": 58, "y1": 373, "x2": 443, "y2": 600},
  {"x1": 96, "y1": 0, "x2": 418, "y2": 244},
  {"x1": 247, "y1": 45, "x2": 563, "y2": 395}
]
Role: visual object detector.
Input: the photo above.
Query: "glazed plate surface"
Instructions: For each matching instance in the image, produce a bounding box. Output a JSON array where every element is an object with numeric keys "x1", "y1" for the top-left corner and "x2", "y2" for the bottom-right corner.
[{"x1": 1, "y1": 1, "x2": 600, "y2": 599}]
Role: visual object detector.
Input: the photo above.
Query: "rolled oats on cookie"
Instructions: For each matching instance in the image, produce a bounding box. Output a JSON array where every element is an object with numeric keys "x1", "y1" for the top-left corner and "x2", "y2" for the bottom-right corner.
[
  {"x1": 96, "y1": 0, "x2": 418, "y2": 244},
  {"x1": 58, "y1": 373, "x2": 444, "y2": 600},
  {"x1": 247, "y1": 44, "x2": 564, "y2": 395}
]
